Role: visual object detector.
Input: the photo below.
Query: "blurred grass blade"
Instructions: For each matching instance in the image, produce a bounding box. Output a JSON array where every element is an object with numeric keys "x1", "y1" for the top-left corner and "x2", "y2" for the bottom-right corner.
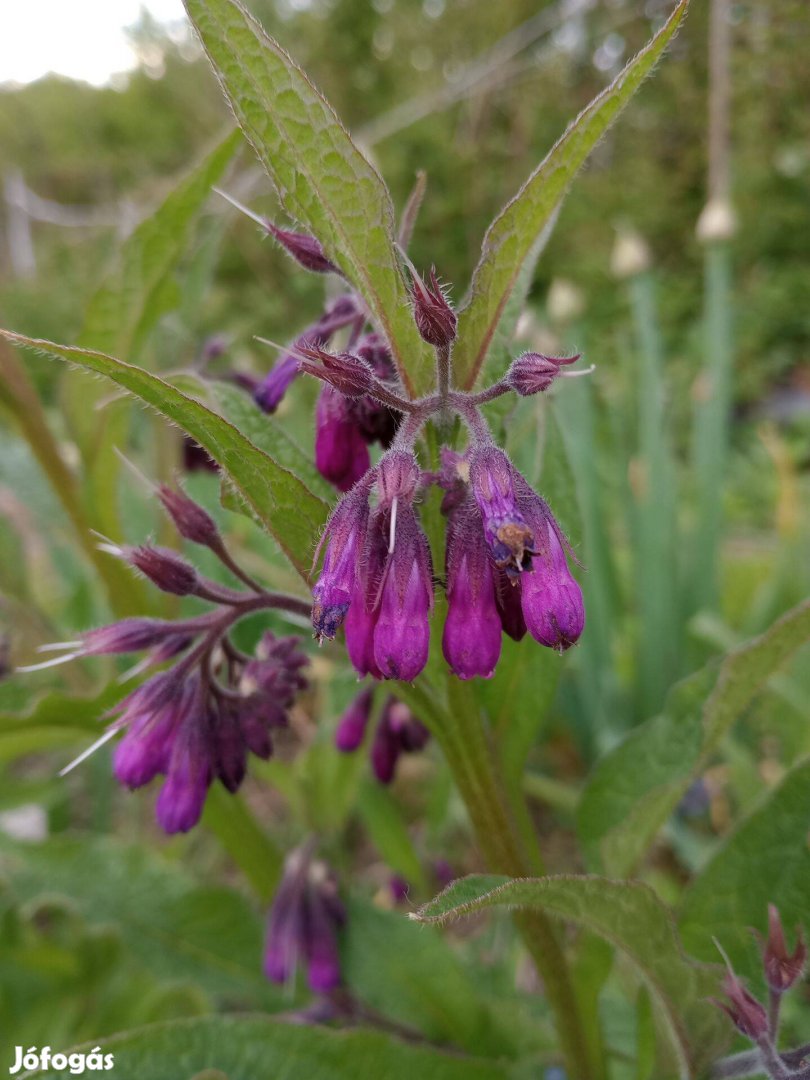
[
  {"x1": 0, "y1": 340, "x2": 143, "y2": 614},
  {"x1": 79, "y1": 131, "x2": 242, "y2": 362},
  {"x1": 578, "y1": 598, "x2": 810, "y2": 876},
  {"x1": 0, "y1": 331, "x2": 329, "y2": 580},
  {"x1": 552, "y1": 378, "x2": 621, "y2": 747},
  {"x1": 413, "y1": 874, "x2": 726, "y2": 1076},
  {"x1": 201, "y1": 784, "x2": 282, "y2": 903},
  {"x1": 62, "y1": 131, "x2": 241, "y2": 551},
  {"x1": 627, "y1": 270, "x2": 680, "y2": 716},
  {"x1": 690, "y1": 243, "x2": 734, "y2": 611},
  {"x1": 183, "y1": 0, "x2": 432, "y2": 394},
  {"x1": 452, "y1": 0, "x2": 689, "y2": 390}
]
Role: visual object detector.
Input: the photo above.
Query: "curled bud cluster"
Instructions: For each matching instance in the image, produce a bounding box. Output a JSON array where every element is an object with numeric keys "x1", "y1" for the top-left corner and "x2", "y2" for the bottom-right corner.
[
  {"x1": 264, "y1": 843, "x2": 346, "y2": 993},
  {"x1": 22, "y1": 484, "x2": 312, "y2": 835},
  {"x1": 335, "y1": 688, "x2": 429, "y2": 784}
]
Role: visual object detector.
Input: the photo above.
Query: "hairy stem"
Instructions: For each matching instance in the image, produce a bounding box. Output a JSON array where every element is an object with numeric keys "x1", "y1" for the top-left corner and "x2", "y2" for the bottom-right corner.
[
  {"x1": 401, "y1": 679, "x2": 602, "y2": 1080},
  {"x1": 768, "y1": 987, "x2": 781, "y2": 1040},
  {"x1": 436, "y1": 344, "x2": 451, "y2": 424}
]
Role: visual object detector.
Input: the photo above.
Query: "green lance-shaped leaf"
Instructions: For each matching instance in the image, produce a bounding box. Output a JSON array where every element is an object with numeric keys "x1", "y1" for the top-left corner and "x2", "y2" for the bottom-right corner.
[
  {"x1": 183, "y1": 0, "x2": 433, "y2": 395},
  {"x1": 413, "y1": 874, "x2": 727, "y2": 1077},
  {"x1": 578, "y1": 599, "x2": 810, "y2": 877},
  {"x1": 80, "y1": 131, "x2": 242, "y2": 362},
  {"x1": 453, "y1": 0, "x2": 689, "y2": 390},
  {"x1": 0, "y1": 331, "x2": 329, "y2": 580},
  {"x1": 170, "y1": 373, "x2": 333, "y2": 503},
  {"x1": 679, "y1": 757, "x2": 810, "y2": 977},
  {"x1": 18, "y1": 1016, "x2": 512, "y2": 1080}
]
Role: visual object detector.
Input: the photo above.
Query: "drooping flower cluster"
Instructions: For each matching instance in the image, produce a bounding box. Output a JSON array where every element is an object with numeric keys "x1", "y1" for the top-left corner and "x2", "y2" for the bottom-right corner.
[
  {"x1": 312, "y1": 438, "x2": 584, "y2": 682},
  {"x1": 19, "y1": 484, "x2": 312, "y2": 834},
  {"x1": 335, "y1": 687, "x2": 429, "y2": 783},
  {"x1": 264, "y1": 842, "x2": 346, "y2": 993}
]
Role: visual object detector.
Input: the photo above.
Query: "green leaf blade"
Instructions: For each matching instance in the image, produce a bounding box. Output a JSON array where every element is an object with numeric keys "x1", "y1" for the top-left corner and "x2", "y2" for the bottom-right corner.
[
  {"x1": 578, "y1": 599, "x2": 810, "y2": 876},
  {"x1": 0, "y1": 331, "x2": 329, "y2": 580},
  {"x1": 679, "y1": 758, "x2": 810, "y2": 975},
  {"x1": 183, "y1": 0, "x2": 432, "y2": 393},
  {"x1": 18, "y1": 1016, "x2": 511, "y2": 1080},
  {"x1": 414, "y1": 873, "x2": 727, "y2": 1076},
  {"x1": 453, "y1": 0, "x2": 689, "y2": 389}
]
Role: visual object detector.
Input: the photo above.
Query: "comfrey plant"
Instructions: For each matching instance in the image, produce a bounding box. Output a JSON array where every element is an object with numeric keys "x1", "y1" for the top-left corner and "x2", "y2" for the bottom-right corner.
[
  {"x1": 20, "y1": 483, "x2": 312, "y2": 834},
  {"x1": 10, "y1": 1, "x2": 810, "y2": 1078}
]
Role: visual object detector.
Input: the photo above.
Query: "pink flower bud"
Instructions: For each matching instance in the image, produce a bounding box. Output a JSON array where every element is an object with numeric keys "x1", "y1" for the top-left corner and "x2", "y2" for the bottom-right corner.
[
  {"x1": 157, "y1": 485, "x2": 220, "y2": 547},
  {"x1": 298, "y1": 344, "x2": 377, "y2": 398},
  {"x1": 129, "y1": 545, "x2": 199, "y2": 596},
  {"x1": 763, "y1": 904, "x2": 806, "y2": 994},
  {"x1": 267, "y1": 222, "x2": 338, "y2": 275},
  {"x1": 506, "y1": 352, "x2": 582, "y2": 395},
  {"x1": 713, "y1": 971, "x2": 769, "y2": 1042},
  {"x1": 409, "y1": 266, "x2": 457, "y2": 349}
]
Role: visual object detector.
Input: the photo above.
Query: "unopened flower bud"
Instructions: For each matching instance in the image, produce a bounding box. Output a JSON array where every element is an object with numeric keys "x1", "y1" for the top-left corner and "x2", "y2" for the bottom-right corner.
[
  {"x1": 298, "y1": 344, "x2": 377, "y2": 398},
  {"x1": 130, "y1": 545, "x2": 199, "y2": 596},
  {"x1": 506, "y1": 351, "x2": 583, "y2": 395},
  {"x1": 267, "y1": 223, "x2": 338, "y2": 274},
  {"x1": 315, "y1": 387, "x2": 370, "y2": 492},
  {"x1": 157, "y1": 485, "x2": 220, "y2": 547},
  {"x1": 713, "y1": 971, "x2": 769, "y2": 1042},
  {"x1": 335, "y1": 687, "x2": 374, "y2": 752},
  {"x1": 82, "y1": 618, "x2": 188, "y2": 656},
  {"x1": 763, "y1": 904, "x2": 806, "y2": 994},
  {"x1": 409, "y1": 266, "x2": 457, "y2": 349}
]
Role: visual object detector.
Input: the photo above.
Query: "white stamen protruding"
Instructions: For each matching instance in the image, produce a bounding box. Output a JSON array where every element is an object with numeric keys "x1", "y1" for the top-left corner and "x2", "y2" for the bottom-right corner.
[
  {"x1": 389, "y1": 496, "x2": 398, "y2": 554},
  {"x1": 16, "y1": 652, "x2": 81, "y2": 673},
  {"x1": 37, "y1": 640, "x2": 82, "y2": 653},
  {"x1": 561, "y1": 364, "x2": 596, "y2": 379},
  {"x1": 254, "y1": 336, "x2": 319, "y2": 367},
  {"x1": 113, "y1": 446, "x2": 157, "y2": 494},
  {"x1": 58, "y1": 727, "x2": 120, "y2": 777},
  {"x1": 214, "y1": 188, "x2": 269, "y2": 231},
  {"x1": 117, "y1": 655, "x2": 155, "y2": 685},
  {"x1": 97, "y1": 542, "x2": 125, "y2": 558}
]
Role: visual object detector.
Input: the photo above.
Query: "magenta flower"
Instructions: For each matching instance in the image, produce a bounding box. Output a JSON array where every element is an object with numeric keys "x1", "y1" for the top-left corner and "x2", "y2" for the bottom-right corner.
[
  {"x1": 314, "y1": 386, "x2": 371, "y2": 492},
  {"x1": 469, "y1": 446, "x2": 535, "y2": 577},
  {"x1": 518, "y1": 500, "x2": 584, "y2": 652},
  {"x1": 264, "y1": 844, "x2": 345, "y2": 993},
  {"x1": 334, "y1": 686, "x2": 374, "y2": 752},
  {"x1": 443, "y1": 499, "x2": 502, "y2": 680},
  {"x1": 311, "y1": 479, "x2": 372, "y2": 642}
]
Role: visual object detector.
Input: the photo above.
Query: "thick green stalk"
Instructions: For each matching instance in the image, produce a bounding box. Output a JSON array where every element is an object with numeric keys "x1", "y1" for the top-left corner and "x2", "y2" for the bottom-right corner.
[
  {"x1": 627, "y1": 271, "x2": 679, "y2": 715},
  {"x1": 691, "y1": 242, "x2": 733, "y2": 611},
  {"x1": 402, "y1": 679, "x2": 603, "y2": 1080}
]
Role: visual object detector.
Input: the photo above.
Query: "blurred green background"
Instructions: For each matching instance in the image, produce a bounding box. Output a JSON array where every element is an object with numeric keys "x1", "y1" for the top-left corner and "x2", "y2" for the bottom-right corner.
[{"x1": 1, "y1": 0, "x2": 809, "y2": 1073}]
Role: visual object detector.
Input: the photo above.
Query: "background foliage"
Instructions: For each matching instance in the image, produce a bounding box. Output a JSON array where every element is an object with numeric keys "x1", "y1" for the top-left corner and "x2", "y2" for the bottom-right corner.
[{"x1": 0, "y1": 1, "x2": 808, "y2": 1077}]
